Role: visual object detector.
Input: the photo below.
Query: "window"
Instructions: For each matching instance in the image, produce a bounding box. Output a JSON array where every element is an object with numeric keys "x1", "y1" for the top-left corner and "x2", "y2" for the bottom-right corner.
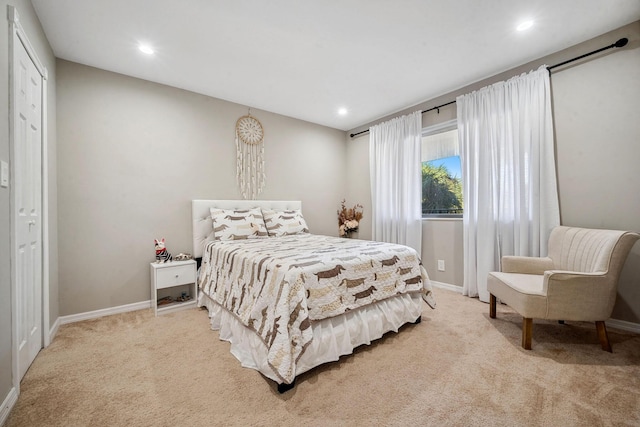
[{"x1": 421, "y1": 120, "x2": 463, "y2": 218}]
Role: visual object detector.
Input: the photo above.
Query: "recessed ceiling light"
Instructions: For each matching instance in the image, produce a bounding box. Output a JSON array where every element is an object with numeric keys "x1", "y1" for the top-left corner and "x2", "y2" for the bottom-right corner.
[
  {"x1": 516, "y1": 20, "x2": 534, "y2": 32},
  {"x1": 138, "y1": 44, "x2": 155, "y2": 55},
  {"x1": 337, "y1": 107, "x2": 348, "y2": 116}
]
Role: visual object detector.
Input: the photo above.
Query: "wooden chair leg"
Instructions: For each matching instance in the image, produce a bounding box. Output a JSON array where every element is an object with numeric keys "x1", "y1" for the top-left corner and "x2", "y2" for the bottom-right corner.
[
  {"x1": 490, "y1": 294, "x2": 496, "y2": 318},
  {"x1": 596, "y1": 321, "x2": 612, "y2": 352},
  {"x1": 522, "y1": 318, "x2": 533, "y2": 350}
]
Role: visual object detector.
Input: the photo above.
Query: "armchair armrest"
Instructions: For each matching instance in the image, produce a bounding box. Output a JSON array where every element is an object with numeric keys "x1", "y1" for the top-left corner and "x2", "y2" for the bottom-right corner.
[
  {"x1": 543, "y1": 270, "x2": 608, "y2": 290},
  {"x1": 543, "y1": 270, "x2": 615, "y2": 320},
  {"x1": 501, "y1": 256, "x2": 554, "y2": 274}
]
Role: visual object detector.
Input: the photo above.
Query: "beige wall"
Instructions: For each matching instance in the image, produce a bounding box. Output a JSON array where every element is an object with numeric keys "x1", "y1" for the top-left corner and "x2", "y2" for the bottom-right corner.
[
  {"x1": 552, "y1": 23, "x2": 640, "y2": 322},
  {"x1": 421, "y1": 219, "x2": 464, "y2": 286},
  {"x1": 56, "y1": 60, "x2": 347, "y2": 316},
  {"x1": 0, "y1": 0, "x2": 57, "y2": 414},
  {"x1": 345, "y1": 133, "x2": 372, "y2": 240},
  {"x1": 347, "y1": 21, "x2": 640, "y2": 322}
]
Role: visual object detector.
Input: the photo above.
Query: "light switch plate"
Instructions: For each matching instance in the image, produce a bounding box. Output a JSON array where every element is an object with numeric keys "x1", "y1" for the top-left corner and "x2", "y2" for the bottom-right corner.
[{"x1": 0, "y1": 161, "x2": 8, "y2": 188}]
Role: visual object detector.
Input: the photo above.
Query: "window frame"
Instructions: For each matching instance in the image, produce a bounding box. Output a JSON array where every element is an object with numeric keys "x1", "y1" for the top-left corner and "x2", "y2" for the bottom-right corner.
[{"x1": 421, "y1": 119, "x2": 463, "y2": 219}]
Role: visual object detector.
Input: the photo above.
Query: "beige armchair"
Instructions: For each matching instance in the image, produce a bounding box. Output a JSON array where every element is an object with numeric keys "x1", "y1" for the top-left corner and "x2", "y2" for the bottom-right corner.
[{"x1": 488, "y1": 226, "x2": 639, "y2": 351}]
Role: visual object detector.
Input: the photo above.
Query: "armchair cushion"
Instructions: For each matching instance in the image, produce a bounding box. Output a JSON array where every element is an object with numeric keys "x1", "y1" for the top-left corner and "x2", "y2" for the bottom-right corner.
[{"x1": 488, "y1": 272, "x2": 547, "y2": 319}]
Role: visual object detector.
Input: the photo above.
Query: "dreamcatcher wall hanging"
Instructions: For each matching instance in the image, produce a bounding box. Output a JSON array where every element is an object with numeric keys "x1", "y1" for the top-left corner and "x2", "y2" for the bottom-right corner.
[{"x1": 235, "y1": 111, "x2": 266, "y2": 200}]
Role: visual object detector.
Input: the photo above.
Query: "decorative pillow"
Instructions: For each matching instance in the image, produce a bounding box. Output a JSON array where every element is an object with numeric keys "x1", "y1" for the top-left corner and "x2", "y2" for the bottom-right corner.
[
  {"x1": 210, "y1": 207, "x2": 269, "y2": 240},
  {"x1": 262, "y1": 209, "x2": 310, "y2": 237}
]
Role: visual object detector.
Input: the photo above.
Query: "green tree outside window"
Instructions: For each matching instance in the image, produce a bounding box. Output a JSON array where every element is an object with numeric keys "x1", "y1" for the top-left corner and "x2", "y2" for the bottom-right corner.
[{"x1": 422, "y1": 161, "x2": 463, "y2": 215}]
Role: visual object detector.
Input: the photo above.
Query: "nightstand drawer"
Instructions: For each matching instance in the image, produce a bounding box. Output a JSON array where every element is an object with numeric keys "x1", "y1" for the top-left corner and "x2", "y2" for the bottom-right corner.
[{"x1": 155, "y1": 264, "x2": 196, "y2": 289}]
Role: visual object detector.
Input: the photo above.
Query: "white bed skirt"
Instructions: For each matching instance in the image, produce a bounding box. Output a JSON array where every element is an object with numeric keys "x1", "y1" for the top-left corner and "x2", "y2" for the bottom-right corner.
[{"x1": 198, "y1": 292, "x2": 423, "y2": 384}]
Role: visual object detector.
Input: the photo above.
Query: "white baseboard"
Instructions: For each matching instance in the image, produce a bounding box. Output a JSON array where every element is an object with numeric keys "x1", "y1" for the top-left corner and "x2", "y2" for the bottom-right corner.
[
  {"x1": 0, "y1": 386, "x2": 18, "y2": 426},
  {"x1": 47, "y1": 291, "x2": 640, "y2": 334},
  {"x1": 606, "y1": 318, "x2": 640, "y2": 334},
  {"x1": 59, "y1": 300, "x2": 151, "y2": 325},
  {"x1": 428, "y1": 283, "x2": 640, "y2": 334},
  {"x1": 431, "y1": 280, "x2": 463, "y2": 293},
  {"x1": 47, "y1": 316, "x2": 61, "y2": 346}
]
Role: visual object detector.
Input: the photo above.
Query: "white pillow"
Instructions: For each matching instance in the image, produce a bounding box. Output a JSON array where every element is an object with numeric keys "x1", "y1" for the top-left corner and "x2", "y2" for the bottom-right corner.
[
  {"x1": 262, "y1": 209, "x2": 309, "y2": 237},
  {"x1": 210, "y1": 207, "x2": 269, "y2": 240}
]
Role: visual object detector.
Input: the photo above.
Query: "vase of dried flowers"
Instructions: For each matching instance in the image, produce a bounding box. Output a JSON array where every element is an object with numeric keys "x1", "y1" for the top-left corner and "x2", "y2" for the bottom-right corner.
[{"x1": 337, "y1": 199, "x2": 363, "y2": 238}]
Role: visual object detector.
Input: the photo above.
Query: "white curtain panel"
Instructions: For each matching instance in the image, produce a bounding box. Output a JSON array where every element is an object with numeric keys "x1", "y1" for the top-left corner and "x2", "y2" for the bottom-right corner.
[
  {"x1": 457, "y1": 65, "x2": 560, "y2": 302},
  {"x1": 369, "y1": 111, "x2": 422, "y2": 254}
]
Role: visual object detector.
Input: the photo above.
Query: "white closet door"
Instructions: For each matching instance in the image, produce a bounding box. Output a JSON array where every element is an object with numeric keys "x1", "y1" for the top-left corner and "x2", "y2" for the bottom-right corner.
[{"x1": 14, "y1": 35, "x2": 43, "y2": 381}]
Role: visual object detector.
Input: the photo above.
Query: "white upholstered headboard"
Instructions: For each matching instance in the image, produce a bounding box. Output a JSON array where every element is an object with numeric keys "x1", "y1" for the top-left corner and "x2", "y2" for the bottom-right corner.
[{"x1": 191, "y1": 199, "x2": 302, "y2": 258}]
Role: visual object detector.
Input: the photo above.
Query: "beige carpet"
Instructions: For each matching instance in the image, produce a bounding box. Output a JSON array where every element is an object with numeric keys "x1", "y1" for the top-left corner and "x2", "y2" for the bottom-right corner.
[{"x1": 6, "y1": 288, "x2": 640, "y2": 427}]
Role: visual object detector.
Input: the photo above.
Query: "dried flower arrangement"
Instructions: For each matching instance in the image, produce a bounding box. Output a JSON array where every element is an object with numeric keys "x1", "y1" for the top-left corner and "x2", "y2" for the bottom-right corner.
[{"x1": 337, "y1": 199, "x2": 363, "y2": 238}]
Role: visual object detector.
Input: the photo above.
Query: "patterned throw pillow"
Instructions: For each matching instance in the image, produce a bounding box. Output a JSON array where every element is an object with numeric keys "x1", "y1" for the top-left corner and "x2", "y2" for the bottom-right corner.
[
  {"x1": 210, "y1": 207, "x2": 269, "y2": 240},
  {"x1": 262, "y1": 209, "x2": 310, "y2": 237}
]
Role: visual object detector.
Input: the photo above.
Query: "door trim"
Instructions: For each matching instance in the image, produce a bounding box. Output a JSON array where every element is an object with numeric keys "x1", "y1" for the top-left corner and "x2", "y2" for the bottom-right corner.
[{"x1": 8, "y1": 5, "x2": 50, "y2": 393}]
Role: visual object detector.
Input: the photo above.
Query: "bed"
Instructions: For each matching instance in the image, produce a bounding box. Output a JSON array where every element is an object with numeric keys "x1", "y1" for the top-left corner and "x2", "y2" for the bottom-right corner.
[{"x1": 192, "y1": 199, "x2": 434, "y2": 392}]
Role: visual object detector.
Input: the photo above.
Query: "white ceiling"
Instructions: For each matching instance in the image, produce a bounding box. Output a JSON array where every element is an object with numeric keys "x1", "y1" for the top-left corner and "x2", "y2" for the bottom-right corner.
[{"x1": 31, "y1": 0, "x2": 640, "y2": 131}]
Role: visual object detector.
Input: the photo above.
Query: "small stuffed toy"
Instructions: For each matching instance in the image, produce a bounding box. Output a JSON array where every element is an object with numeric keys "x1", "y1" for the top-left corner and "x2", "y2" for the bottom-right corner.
[
  {"x1": 174, "y1": 253, "x2": 193, "y2": 261},
  {"x1": 154, "y1": 238, "x2": 173, "y2": 263}
]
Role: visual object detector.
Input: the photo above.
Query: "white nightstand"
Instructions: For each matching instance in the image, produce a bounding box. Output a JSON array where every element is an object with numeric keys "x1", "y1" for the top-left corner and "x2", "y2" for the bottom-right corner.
[{"x1": 150, "y1": 259, "x2": 197, "y2": 316}]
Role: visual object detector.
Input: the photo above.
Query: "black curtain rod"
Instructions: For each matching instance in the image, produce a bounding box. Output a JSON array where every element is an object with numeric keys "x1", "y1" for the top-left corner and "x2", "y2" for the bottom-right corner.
[
  {"x1": 349, "y1": 37, "x2": 629, "y2": 138},
  {"x1": 547, "y1": 37, "x2": 628, "y2": 72},
  {"x1": 349, "y1": 100, "x2": 456, "y2": 138}
]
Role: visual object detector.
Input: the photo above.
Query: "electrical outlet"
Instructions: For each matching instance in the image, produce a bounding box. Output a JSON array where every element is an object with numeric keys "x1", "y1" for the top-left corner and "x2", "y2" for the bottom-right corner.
[
  {"x1": 0, "y1": 160, "x2": 8, "y2": 188},
  {"x1": 437, "y1": 260, "x2": 445, "y2": 271}
]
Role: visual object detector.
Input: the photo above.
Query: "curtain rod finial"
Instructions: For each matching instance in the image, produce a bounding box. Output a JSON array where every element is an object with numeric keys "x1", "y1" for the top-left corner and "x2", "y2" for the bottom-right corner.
[{"x1": 615, "y1": 38, "x2": 628, "y2": 48}]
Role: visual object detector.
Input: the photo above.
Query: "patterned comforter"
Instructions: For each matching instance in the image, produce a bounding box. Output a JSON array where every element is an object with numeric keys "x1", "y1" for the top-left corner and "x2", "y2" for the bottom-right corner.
[{"x1": 198, "y1": 234, "x2": 428, "y2": 384}]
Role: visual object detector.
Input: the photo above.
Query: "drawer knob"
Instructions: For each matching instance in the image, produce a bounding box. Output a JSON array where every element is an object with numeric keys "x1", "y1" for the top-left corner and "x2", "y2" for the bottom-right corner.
[{"x1": 175, "y1": 274, "x2": 179, "y2": 278}]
